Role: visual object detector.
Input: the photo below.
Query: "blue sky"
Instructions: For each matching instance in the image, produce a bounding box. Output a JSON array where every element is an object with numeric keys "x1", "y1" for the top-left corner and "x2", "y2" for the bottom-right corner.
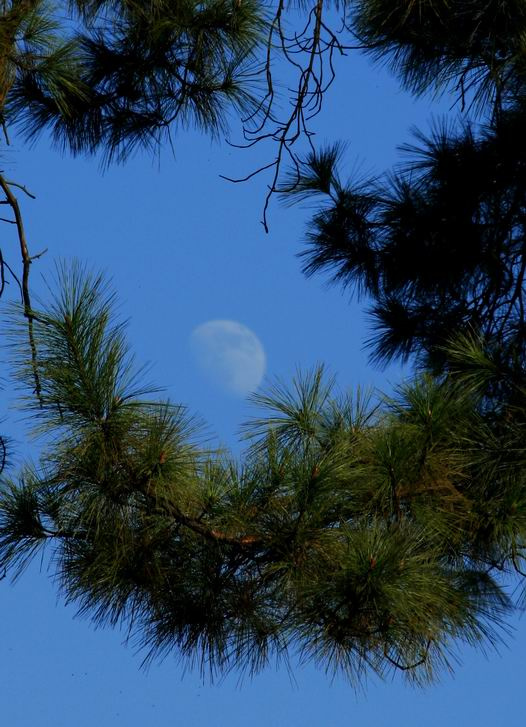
[{"x1": 0, "y1": 33, "x2": 524, "y2": 727}]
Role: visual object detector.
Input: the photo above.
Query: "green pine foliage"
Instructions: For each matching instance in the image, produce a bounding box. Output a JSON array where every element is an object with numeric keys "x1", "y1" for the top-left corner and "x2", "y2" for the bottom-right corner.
[
  {"x1": 1, "y1": 0, "x2": 526, "y2": 689},
  {"x1": 284, "y1": 106, "x2": 526, "y2": 370},
  {"x1": 352, "y1": 0, "x2": 526, "y2": 112},
  {"x1": 1, "y1": 266, "x2": 524, "y2": 682},
  {"x1": 0, "y1": 1, "x2": 86, "y2": 126},
  {"x1": 283, "y1": 3, "x2": 526, "y2": 373},
  {"x1": 0, "y1": 0, "x2": 266, "y2": 160}
]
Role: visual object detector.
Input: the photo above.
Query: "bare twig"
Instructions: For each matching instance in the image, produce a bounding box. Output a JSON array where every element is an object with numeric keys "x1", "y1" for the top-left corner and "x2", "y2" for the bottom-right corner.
[
  {"x1": 225, "y1": 0, "x2": 349, "y2": 232},
  {"x1": 1, "y1": 256, "x2": 22, "y2": 296},
  {"x1": 0, "y1": 248, "x2": 5, "y2": 298},
  {"x1": 0, "y1": 434, "x2": 6, "y2": 474},
  {"x1": 0, "y1": 173, "x2": 42, "y2": 404},
  {"x1": 2, "y1": 179, "x2": 36, "y2": 199}
]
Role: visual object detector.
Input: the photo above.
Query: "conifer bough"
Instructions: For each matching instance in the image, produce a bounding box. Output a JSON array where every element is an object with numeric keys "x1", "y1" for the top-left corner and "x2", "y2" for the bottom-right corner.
[
  {"x1": 284, "y1": 0, "x2": 526, "y2": 370},
  {"x1": 1, "y1": 266, "x2": 524, "y2": 683},
  {"x1": 0, "y1": 0, "x2": 357, "y2": 223}
]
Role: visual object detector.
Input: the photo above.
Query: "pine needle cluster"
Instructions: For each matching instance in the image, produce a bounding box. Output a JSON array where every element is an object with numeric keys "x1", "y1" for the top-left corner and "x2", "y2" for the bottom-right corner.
[{"x1": 1, "y1": 0, "x2": 266, "y2": 161}]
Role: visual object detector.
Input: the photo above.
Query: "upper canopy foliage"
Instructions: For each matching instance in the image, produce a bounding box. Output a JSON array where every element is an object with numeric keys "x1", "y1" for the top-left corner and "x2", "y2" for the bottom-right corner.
[
  {"x1": 282, "y1": 1, "x2": 526, "y2": 373},
  {"x1": 351, "y1": 0, "x2": 526, "y2": 113},
  {"x1": 1, "y1": 266, "x2": 525, "y2": 682},
  {"x1": 284, "y1": 106, "x2": 526, "y2": 370},
  {"x1": 1, "y1": 0, "x2": 266, "y2": 163}
]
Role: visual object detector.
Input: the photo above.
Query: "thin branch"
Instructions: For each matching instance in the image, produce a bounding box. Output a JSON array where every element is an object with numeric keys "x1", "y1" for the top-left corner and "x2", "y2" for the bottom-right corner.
[
  {"x1": 0, "y1": 248, "x2": 5, "y2": 298},
  {"x1": 219, "y1": 159, "x2": 277, "y2": 184},
  {"x1": 1, "y1": 257, "x2": 22, "y2": 296},
  {"x1": 30, "y1": 247, "x2": 48, "y2": 261},
  {"x1": 2, "y1": 179, "x2": 36, "y2": 199},
  {"x1": 383, "y1": 641, "x2": 431, "y2": 671},
  {"x1": 0, "y1": 173, "x2": 42, "y2": 404},
  {"x1": 224, "y1": 0, "x2": 349, "y2": 231},
  {"x1": 162, "y1": 503, "x2": 262, "y2": 549},
  {"x1": 0, "y1": 435, "x2": 6, "y2": 475}
]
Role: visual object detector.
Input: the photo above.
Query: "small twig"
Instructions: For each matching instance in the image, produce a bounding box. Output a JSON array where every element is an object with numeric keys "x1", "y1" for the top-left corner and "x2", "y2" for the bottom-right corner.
[
  {"x1": 219, "y1": 159, "x2": 277, "y2": 184},
  {"x1": 30, "y1": 247, "x2": 48, "y2": 261},
  {"x1": 0, "y1": 435, "x2": 6, "y2": 474},
  {"x1": 383, "y1": 641, "x2": 431, "y2": 671},
  {"x1": 223, "y1": 0, "x2": 347, "y2": 231},
  {"x1": 511, "y1": 547, "x2": 526, "y2": 578},
  {"x1": 1, "y1": 257, "x2": 22, "y2": 296},
  {"x1": 0, "y1": 248, "x2": 5, "y2": 298},
  {"x1": 0, "y1": 114, "x2": 10, "y2": 146},
  {"x1": 2, "y1": 178, "x2": 36, "y2": 199}
]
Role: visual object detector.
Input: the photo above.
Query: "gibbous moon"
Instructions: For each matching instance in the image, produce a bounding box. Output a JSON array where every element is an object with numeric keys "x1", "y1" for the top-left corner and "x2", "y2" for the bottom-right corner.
[{"x1": 190, "y1": 320, "x2": 266, "y2": 396}]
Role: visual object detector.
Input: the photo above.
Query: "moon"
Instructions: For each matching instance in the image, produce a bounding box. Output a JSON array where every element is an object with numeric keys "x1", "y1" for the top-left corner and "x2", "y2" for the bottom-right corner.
[{"x1": 190, "y1": 320, "x2": 266, "y2": 396}]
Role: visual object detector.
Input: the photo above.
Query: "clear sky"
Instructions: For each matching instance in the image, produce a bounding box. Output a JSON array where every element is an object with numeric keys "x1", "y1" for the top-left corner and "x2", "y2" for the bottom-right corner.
[{"x1": 0, "y1": 30, "x2": 524, "y2": 727}]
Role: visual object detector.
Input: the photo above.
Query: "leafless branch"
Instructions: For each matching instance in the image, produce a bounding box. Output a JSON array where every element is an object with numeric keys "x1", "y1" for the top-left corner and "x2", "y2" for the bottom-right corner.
[
  {"x1": 225, "y1": 0, "x2": 350, "y2": 232},
  {"x1": 0, "y1": 248, "x2": 5, "y2": 298},
  {"x1": 0, "y1": 173, "x2": 42, "y2": 404},
  {"x1": 2, "y1": 179, "x2": 36, "y2": 199}
]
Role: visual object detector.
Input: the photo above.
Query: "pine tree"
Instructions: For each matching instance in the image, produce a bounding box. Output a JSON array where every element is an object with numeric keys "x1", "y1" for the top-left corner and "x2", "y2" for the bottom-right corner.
[
  {"x1": 2, "y1": 0, "x2": 526, "y2": 687},
  {"x1": 0, "y1": 265, "x2": 524, "y2": 683},
  {"x1": 284, "y1": 0, "x2": 526, "y2": 374},
  {"x1": 1, "y1": 1, "x2": 266, "y2": 161}
]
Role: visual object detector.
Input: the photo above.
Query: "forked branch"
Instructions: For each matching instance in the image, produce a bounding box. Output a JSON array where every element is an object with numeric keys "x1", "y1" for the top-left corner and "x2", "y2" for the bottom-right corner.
[{"x1": 224, "y1": 0, "x2": 359, "y2": 231}]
